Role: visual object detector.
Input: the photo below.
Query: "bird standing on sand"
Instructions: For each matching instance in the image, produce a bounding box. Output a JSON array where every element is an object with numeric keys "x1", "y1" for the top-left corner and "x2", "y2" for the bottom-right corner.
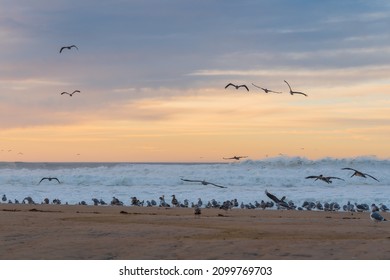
[
  {"x1": 370, "y1": 210, "x2": 387, "y2": 222},
  {"x1": 59, "y1": 45, "x2": 78, "y2": 53},
  {"x1": 2, "y1": 194, "x2": 6, "y2": 202},
  {"x1": 341, "y1": 168, "x2": 379, "y2": 182},
  {"x1": 251, "y1": 83, "x2": 282, "y2": 93},
  {"x1": 38, "y1": 177, "x2": 61, "y2": 184},
  {"x1": 305, "y1": 174, "x2": 345, "y2": 184},
  {"x1": 61, "y1": 90, "x2": 80, "y2": 97},
  {"x1": 225, "y1": 83, "x2": 249, "y2": 91},
  {"x1": 284, "y1": 80, "x2": 308, "y2": 96},
  {"x1": 194, "y1": 205, "x2": 201, "y2": 217},
  {"x1": 181, "y1": 178, "x2": 227, "y2": 188},
  {"x1": 171, "y1": 195, "x2": 179, "y2": 207}
]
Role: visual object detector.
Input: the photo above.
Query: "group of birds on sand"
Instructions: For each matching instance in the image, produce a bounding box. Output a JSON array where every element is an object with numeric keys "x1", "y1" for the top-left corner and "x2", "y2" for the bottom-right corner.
[
  {"x1": 305, "y1": 167, "x2": 379, "y2": 184},
  {"x1": 225, "y1": 80, "x2": 308, "y2": 96},
  {"x1": 59, "y1": 44, "x2": 80, "y2": 97},
  {"x1": 2, "y1": 190, "x2": 387, "y2": 222}
]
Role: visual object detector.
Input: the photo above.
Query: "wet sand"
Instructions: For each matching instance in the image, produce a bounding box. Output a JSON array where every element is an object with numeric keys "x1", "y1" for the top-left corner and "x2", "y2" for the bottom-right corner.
[{"x1": 1, "y1": 204, "x2": 389, "y2": 260}]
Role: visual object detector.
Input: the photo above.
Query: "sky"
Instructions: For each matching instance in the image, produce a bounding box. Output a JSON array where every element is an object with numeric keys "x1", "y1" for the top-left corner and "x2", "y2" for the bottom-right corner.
[{"x1": 1, "y1": 0, "x2": 390, "y2": 162}]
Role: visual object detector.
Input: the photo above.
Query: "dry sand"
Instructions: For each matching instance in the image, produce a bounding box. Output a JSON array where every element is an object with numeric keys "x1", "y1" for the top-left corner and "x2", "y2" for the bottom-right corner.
[{"x1": 1, "y1": 204, "x2": 389, "y2": 260}]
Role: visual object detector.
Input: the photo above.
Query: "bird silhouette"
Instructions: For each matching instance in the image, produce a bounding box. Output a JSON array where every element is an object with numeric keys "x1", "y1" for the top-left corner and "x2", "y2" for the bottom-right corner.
[
  {"x1": 305, "y1": 174, "x2": 344, "y2": 184},
  {"x1": 59, "y1": 45, "x2": 78, "y2": 53},
  {"x1": 181, "y1": 178, "x2": 227, "y2": 188},
  {"x1": 225, "y1": 83, "x2": 249, "y2": 91},
  {"x1": 38, "y1": 177, "x2": 61, "y2": 184},
  {"x1": 251, "y1": 83, "x2": 282, "y2": 93},
  {"x1": 60, "y1": 90, "x2": 80, "y2": 97},
  {"x1": 284, "y1": 80, "x2": 307, "y2": 96},
  {"x1": 342, "y1": 168, "x2": 379, "y2": 182},
  {"x1": 223, "y1": 156, "x2": 248, "y2": 160}
]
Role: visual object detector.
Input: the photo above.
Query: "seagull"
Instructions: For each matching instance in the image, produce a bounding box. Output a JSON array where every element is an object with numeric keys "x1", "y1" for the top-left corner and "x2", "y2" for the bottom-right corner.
[
  {"x1": 225, "y1": 83, "x2": 249, "y2": 91},
  {"x1": 181, "y1": 178, "x2": 227, "y2": 188},
  {"x1": 284, "y1": 80, "x2": 308, "y2": 96},
  {"x1": 370, "y1": 211, "x2": 387, "y2": 222},
  {"x1": 305, "y1": 174, "x2": 345, "y2": 184},
  {"x1": 38, "y1": 177, "x2": 61, "y2": 184},
  {"x1": 223, "y1": 156, "x2": 248, "y2": 160},
  {"x1": 341, "y1": 168, "x2": 379, "y2": 182},
  {"x1": 60, "y1": 90, "x2": 80, "y2": 97},
  {"x1": 59, "y1": 45, "x2": 78, "y2": 53},
  {"x1": 2, "y1": 194, "x2": 6, "y2": 202},
  {"x1": 251, "y1": 83, "x2": 282, "y2": 93}
]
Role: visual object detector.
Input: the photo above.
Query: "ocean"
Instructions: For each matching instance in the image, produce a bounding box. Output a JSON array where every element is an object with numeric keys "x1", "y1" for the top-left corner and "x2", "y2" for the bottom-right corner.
[{"x1": 0, "y1": 156, "x2": 389, "y2": 209}]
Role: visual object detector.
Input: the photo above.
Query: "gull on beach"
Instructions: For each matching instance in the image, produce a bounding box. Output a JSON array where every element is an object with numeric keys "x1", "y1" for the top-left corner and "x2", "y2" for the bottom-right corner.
[
  {"x1": 305, "y1": 174, "x2": 345, "y2": 184},
  {"x1": 38, "y1": 177, "x2": 61, "y2": 184},
  {"x1": 2, "y1": 194, "x2": 6, "y2": 202},
  {"x1": 223, "y1": 156, "x2": 248, "y2": 160},
  {"x1": 59, "y1": 45, "x2": 78, "y2": 53},
  {"x1": 181, "y1": 178, "x2": 227, "y2": 188},
  {"x1": 251, "y1": 83, "x2": 282, "y2": 93},
  {"x1": 370, "y1": 211, "x2": 387, "y2": 222},
  {"x1": 284, "y1": 80, "x2": 308, "y2": 96},
  {"x1": 225, "y1": 83, "x2": 249, "y2": 91},
  {"x1": 341, "y1": 168, "x2": 379, "y2": 182},
  {"x1": 61, "y1": 90, "x2": 80, "y2": 97}
]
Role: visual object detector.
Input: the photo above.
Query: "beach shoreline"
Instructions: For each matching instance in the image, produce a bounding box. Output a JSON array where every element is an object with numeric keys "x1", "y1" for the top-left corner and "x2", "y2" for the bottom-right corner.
[{"x1": 1, "y1": 204, "x2": 389, "y2": 260}]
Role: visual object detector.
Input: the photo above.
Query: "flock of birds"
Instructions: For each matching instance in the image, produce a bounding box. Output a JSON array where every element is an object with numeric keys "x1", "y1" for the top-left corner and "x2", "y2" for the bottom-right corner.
[
  {"x1": 1, "y1": 188, "x2": 388, "y2": 222},
  {"x1": 58, "y1": 45, "x2": 80, "y2": 97},
  {"x1": 305, "y1": 167, "x2": 379, "y2": 184},
  {"x1": 225, "y1": 80, "x2": 308, "y2": 96}
]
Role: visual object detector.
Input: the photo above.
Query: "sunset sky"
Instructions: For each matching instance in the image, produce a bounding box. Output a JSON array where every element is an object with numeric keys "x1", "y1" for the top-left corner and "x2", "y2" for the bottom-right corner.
[{"x1": 1, "y1": 0, "x2": 389, "y2": 162}]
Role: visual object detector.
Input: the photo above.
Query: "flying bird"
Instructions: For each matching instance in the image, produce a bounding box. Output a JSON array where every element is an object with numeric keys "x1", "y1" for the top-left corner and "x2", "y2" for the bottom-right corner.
[
  {"x1": 60, "y1": 90, "x2": 80, "y2": 97},
  {"x1": 223, "y1": 156, "x2": 248, "y2": 160},
  {"x1": 251, "y1": 83, "x2": 282, "y2": 93},
  {"x1": 225, "y1": 83, "x2": 249, "y2": 91},
  {"x1": 305, "y1": 175, "x2": 345, "y2": 184},
  {"x1": 181, "y1": 178, "x2": 227, "y2": 188},
  {"x1": 264, "y1": 189, "x2": 292, "y2": 209},
  {"x1": 284, "y1": 80, "x2": 308, "y2": 96},
  {"x1": 59, "y1": 45, "x2": 78, "y2": 53},
  {"x1": 38, "y1": 177, "x2": 61, "y2": 184},
  {"x1": 341, "y1": 168, "x2": 379, "y2": 182}
]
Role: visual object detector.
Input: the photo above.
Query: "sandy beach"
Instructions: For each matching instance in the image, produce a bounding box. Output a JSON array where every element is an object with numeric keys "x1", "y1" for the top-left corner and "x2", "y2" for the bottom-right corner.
[{"x1": 0, "y1": 204, "x2": 389, "y2": 260}]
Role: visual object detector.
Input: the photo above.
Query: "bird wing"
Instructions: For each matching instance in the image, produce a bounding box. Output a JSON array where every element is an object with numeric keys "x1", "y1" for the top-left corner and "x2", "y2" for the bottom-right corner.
[
  {"x1": 251, "y1": 83, "x2": 264, "y2": 91},
  {"x1": 363, "y1": 173, "x2": 379, "y2": 182},
  {"x1": 268, "y1": 89, "x2": 283, "y2": 94},
  {"x1": 239, "y1": 85, "x2": 249, "y2": 91},
  {"x1": 292, "y1": 91, "x2": 307, "y2": 96},
  {"x1": 305, "y1": 176, "x2": 319, "y2": 179},
  {"x1": 61, "y1": 92, "x2": 70, "y2": 95},
  {"x1": 59, "y1": 47, "x2": 66, "y2": 53},
  {"x1": 181, "y1": 178, "x2": 202, "y2": 183},
  {"x1": 38, "y1": 178, "x2": 48, "y2": 184},
  {"x1": 208, "y1": 182, "x2": 227, "y2": 188},
  {"x1": 265, "y1": 190, "x2": 280, "y2": 203},
  {"x1": 70, "y1": 45, "x2": 78, "y2": 50},
  {"x1": 53, "y1": 178, "x2": 61, "y2": 184},
  {"x1": 328, "y1": 177, "x2": 345, "y2": 181},
  {"x1": 225, "y1": 83, "x2": 234, "y2": 89},
  {"x1": 72, "y1": 90, "x2": 80, "y2": 94},
  {"x1": 223, "y1": 157, "x2": 234, "y2": 160},
  {"x1": 342, "y1": 167, "x2": 357, "y2": 171},
  {"x1": 284, "y1": 80, "x2": 293, "y2": 92}
]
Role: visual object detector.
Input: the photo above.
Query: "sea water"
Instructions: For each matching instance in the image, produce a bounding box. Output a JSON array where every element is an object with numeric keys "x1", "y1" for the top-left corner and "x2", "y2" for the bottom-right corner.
[{"x1": 0, "y1": 156, "x2": 389, "y2": 208}]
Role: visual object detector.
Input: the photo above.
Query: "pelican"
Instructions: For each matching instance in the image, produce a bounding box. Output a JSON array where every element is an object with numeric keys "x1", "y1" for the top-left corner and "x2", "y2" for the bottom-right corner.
[
  {"x1": 305, "y1": 174, "x2": 344, "y2": 184},
  {"x1": 38, "y1": 177, "x2": 61, "y2": 184},
  {"x1": 225, "y1": 83, "x2": 249, "y2": 91},
  {"x1": 60, "y1": 90, "x2": 80, "y2": 97},
  {"x1": 264, "y1": 189, "x2": 293, "y2": 209},
  {"x1": 341, "y1": 168, "x2": 379, "y2": 182},
  {"x1": 223, "y1": 156, "x2": 248, "y2": 160},
  {"x1": 251, "y1": 83, "x2": 282, "y2": 93},
  {"x1": 284, "y1": 80, "x2": 307, "y2": 96},
  {"x1": 59, "y1": 45, "x2": 78, "y2": 53},
  {"x1": 181, "y1": 178, "x2": 227, "y2": 188}
]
